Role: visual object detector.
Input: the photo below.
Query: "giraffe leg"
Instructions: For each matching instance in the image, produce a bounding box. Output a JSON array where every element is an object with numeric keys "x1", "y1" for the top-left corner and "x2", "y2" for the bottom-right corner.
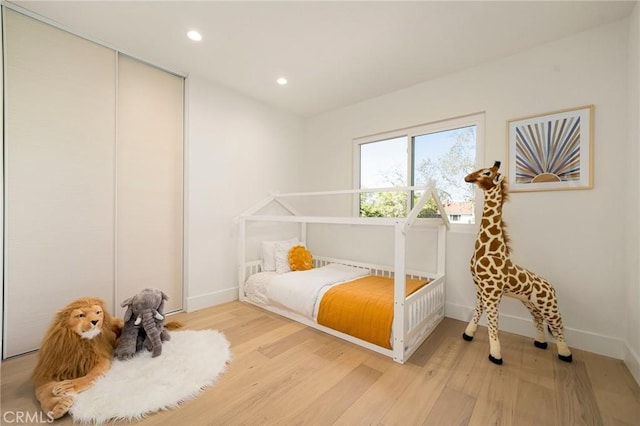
[
  {"x1": 523, "y1": 301, "x2": 547, "y2": 349},
  {"x1": 538, "y1": 286, "x2": 573, "y2": 362},
  {"x1": 485, "y1": 300, "x2": 502, "y2": 365},
  {"x1": 547, "y1": 314, "x2": 572, "y2": 362},
  {"x1": 463, "y1": 290, "x2": 483, "y2": 341}
]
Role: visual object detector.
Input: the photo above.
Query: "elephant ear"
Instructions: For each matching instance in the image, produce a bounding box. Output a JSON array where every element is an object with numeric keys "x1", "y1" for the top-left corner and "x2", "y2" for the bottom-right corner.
[
  {"x1": 123, "y1": 307, "x2": 134, "y2": 322},
  {"x1": 157, "y1": 291, "x2": 169, "y2": 314},
  {"x1": 121, "y1": 296, "x2": 134, "y2": 322}
]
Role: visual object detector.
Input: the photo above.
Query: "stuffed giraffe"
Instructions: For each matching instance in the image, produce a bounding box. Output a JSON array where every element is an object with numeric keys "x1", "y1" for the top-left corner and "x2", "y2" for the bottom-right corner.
[{"x1": 462, "y1": 161, "x2": 572, "y2": 364}]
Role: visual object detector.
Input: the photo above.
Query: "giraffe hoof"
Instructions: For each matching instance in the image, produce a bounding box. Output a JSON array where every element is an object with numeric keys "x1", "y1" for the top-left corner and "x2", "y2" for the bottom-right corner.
[
  {"x1": 488, "y1": 354, "x2": 503, "y2": 365},
  {"x1": 558, "y1": 353, "x2": 573, "y2": 363},
  {"x1": 462, "y1": 333, "x2": 473, "y2": 341},
  {"x1": 534, "y1": 340, "x2": 548, "y2": 350}
]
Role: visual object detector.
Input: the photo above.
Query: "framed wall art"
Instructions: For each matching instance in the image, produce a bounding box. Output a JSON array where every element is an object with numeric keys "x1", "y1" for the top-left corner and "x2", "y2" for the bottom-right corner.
[{"x1": 507, "y1": 105, "x2": 593, "y2": 192}]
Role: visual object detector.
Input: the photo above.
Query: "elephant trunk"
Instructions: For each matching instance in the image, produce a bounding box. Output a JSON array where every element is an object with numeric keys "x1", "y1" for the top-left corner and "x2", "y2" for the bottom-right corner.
[{"x1": 141, "y1": 309, "x2": 163, "y2": 357}]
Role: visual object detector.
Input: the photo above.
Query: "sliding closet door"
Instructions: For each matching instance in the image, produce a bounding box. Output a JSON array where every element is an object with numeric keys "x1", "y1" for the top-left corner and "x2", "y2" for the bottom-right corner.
[
  {"x1": 116, "y1": 55, "x2": 184, "y2": 315},
  {"x1": 3, "y1": 10, "x2": 116, "y2": 357}
]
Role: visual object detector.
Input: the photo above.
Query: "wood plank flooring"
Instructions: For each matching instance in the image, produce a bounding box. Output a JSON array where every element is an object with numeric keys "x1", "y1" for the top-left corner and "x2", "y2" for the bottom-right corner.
[{"x1": 2, "y1": 301, "x2": 639, "y2": 425}]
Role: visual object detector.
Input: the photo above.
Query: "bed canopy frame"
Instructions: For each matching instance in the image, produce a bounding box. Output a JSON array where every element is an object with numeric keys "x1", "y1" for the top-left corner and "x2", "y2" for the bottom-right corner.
[{"x1": 237, "y1": 184, "x2": 450, "y2": 363}]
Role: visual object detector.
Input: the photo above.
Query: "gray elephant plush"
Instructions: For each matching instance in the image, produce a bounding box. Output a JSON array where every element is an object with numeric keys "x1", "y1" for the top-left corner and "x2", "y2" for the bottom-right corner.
[{"x1": 114, "y1": 288, "x2": 170, "y2": 360}]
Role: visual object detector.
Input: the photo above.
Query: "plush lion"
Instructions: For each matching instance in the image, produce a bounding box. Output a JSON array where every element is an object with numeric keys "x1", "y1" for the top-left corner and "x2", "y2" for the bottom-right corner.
[{"x1": 31, "y1": 297, "x2": 123, "y2": 420}]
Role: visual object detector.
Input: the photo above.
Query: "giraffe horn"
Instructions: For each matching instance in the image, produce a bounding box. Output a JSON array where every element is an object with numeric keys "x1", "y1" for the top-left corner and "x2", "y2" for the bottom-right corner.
[{"x1": 493, "y1": 161, "x2": 501, "y2": 169}]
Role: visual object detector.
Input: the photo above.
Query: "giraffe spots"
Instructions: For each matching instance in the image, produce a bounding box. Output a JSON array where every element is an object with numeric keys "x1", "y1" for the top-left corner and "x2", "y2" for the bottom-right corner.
[
  {"x1": 484, "y1": 208, "x2": 498, "y2": 218},
  {"x1": 478, "y1": 233, "x2": 492, "y2": 246},
  {"x1": 480, "y1": 230, "x2": 494, "y2": 240},
  {"x1": 509, "y1": 283, "x2": 523, "y2": 293},
  {"x1": 487, "y1": 225, "x2": 501, "y2": 236},
  {"x1": 489, "y1": 239, "x2": 502, "y2": 253},
  {"x1": 477, "y1": 272, "x2": 492, "y2": 281},
  {"x1": 533, "y1": 289, "x2": 549, "y2": 301}
]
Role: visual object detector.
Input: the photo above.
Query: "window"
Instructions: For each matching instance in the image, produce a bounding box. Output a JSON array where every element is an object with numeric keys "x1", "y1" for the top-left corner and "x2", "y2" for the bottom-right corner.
[{"x1": 354, "y1": 113, "x2": 484, "y2": 225}]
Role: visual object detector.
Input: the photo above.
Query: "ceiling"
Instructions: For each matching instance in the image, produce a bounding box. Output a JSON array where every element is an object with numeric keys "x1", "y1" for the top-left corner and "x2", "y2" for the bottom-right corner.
[{"x1": 9, "y1": 1, "x2": 638, "y2": 117}]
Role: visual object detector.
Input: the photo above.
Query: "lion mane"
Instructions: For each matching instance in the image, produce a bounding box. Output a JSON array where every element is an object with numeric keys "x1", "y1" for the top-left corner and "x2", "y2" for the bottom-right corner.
[{"x1": 32, "y1": 297, "x2": 123, "y2": 419}]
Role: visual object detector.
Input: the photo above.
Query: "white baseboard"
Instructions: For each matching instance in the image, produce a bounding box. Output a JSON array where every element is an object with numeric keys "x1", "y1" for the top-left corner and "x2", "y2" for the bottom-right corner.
[
  {"x1": 445, "y1": 302, "x2": 626, "y2": 360},
  {"x1": 624, "y1": 343, "x2": 640, "y2": 386},
  {"x1": 184, "y1": 287, "x2": 237, "y2": 312}
]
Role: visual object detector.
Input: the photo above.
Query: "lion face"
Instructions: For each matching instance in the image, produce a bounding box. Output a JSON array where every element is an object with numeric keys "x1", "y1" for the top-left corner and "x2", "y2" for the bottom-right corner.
[{"x1": 67, "y1": 304, "x2": 104, "y2": 339}]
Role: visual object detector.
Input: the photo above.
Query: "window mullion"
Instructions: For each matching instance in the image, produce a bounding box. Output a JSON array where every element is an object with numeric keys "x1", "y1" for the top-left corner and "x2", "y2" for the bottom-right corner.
[{"x1": 407, "y1": 134, "x2": 416, "y2": 213}]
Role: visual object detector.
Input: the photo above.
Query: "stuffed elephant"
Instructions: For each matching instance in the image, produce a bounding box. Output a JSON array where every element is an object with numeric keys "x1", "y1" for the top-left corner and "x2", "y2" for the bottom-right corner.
[{"x1": 114, "y1": 288, "x2": 170, "y2": 360}]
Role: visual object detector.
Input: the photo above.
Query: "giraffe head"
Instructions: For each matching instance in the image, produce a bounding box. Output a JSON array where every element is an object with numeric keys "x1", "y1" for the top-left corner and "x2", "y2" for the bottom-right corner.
[
  {"x1": 464, "y1": 161, "x2": 505, "y2": 192},
  {"x1": 466, "y1": 161, "x2": 511, "y2": 254}
]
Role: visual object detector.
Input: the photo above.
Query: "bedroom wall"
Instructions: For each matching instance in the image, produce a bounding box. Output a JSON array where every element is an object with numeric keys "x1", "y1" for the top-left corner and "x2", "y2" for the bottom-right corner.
[
  {"x1": 0, "y1": 11, "x2": 4, "y2": 359},
  {"x1": 301, "y1": 17, "x2": 634, "y2": 362},
  {"x1": 626, "y1": 2, "x2": 640, "y2": 384},
  {"x1": 185, "y1": 74, "x2": 303, "y2": 311}
]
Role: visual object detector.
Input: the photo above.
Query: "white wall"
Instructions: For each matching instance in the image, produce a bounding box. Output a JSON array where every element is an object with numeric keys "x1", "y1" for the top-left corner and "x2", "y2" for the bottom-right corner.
[
  {"x1": 0, "y1": 10, "x2": 4, "y2": 358},
  {"x1": 185, "y1": 74, "x2": 303, "y2": 311},
  {"x1": 626, "y1": 3, "x2": 640, "y2": 384},
  {"x1": 302, "y1": 18, "x2": 634, "y2": 362}
]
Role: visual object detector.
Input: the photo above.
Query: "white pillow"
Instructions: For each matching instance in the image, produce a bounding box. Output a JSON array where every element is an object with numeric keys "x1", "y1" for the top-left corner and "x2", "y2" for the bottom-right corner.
[
  {"x1": 262, "y1": 238, "x2": 298, "y2": 272},
  {"x1": 274, "y1": 241, "x2": 298, "y2": 274}
]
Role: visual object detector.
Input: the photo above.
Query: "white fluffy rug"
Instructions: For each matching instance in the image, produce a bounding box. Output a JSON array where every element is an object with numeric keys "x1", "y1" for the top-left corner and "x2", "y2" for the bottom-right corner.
[{"x1": 69, "y1": 329, "x2": 231, "y2": 424}]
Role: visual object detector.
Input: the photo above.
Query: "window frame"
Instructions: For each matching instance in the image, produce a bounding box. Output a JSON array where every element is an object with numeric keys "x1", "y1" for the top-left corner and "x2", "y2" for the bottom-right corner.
[{"x1": 352, "y1": 112, "x2": 485, "y2": 231}]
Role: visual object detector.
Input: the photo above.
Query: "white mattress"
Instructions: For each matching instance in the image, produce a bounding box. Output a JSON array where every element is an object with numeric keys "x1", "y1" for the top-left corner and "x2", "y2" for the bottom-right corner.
[{"x1": 244, "y1": 263, "x2": 370, "y2": 319}]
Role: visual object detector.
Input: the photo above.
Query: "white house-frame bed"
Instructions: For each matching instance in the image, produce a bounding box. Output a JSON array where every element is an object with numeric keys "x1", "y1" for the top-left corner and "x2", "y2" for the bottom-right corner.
[{"x1": 237, "y1": 184, "x2": 449, "y2": 364}]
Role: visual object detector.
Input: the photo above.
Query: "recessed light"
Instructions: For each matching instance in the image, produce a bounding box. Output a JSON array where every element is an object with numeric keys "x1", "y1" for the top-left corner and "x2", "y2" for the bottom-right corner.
[
  {"x1": 187, "y1": 30, "x2": 202, "y2": 41},
  {"x1": 277, "y1": 77, "x2": 288, "y2": 85}
]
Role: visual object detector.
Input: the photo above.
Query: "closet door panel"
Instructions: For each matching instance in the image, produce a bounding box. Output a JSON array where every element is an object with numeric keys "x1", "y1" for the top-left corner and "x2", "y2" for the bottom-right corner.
[
  {"x1": 4, "y1": 10, "x2": 116, "y2": 357},
  {"x1": 116, "y1": 55, "x2": 183, "y2": 314}
]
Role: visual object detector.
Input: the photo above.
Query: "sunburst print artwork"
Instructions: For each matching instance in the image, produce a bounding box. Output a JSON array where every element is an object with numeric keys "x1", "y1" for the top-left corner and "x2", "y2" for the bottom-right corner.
[{"x1": 507, "y1": 105, "x2": 593, "y2": 192}]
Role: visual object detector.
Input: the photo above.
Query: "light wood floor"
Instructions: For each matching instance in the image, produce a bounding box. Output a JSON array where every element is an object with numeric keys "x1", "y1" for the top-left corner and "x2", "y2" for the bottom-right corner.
[{"x1": 2, "y1": 301, "x2": 639, "y2": 425}]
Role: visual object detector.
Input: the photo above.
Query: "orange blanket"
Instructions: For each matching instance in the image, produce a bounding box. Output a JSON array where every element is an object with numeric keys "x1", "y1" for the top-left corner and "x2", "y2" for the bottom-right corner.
[{"x1": 317, "y1": 275, "x2": 430, "y2": 349}]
